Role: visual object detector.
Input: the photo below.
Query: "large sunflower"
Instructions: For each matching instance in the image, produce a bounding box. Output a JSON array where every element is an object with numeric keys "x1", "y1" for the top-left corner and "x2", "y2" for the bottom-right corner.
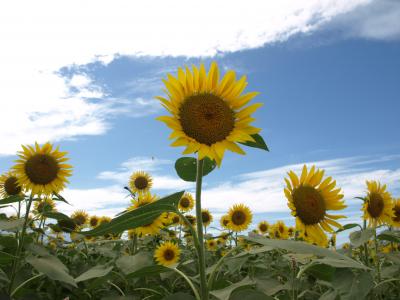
[
  {"x1": 227, "y1": 204, "x2": 252, "y2": 232},
  {"x1": 154, "y1": 241, "x2": 180, "y2": 266},
  {"x1": 392, "y1": 198, "x2": 400, "y2": 228},
  {"x1": 156, "y1": 62, "x2": 263, "y2": 166},
  {"x1": 0, "y1": 171, "x2": 23, "y2": 198},
  {"x1": 284, "y1": 165, "x2": 346, "y2": 246},
  {"x1": 178, "y1": 193, "x2": 194, "y2": 212},
  {"x1": 13, "y1": 142, "x2": 72, "y2": 196},
  {"x1": 362, "y1": 180, "x2": 393, "y2": 227},
  {"x1": 129, "y1": 171, "x2": 153, "y2": 194}
]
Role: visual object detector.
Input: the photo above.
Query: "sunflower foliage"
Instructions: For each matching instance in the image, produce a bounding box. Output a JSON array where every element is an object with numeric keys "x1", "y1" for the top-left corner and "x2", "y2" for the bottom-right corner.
[{"x1": 0, "y1": 63, "x2": 399, "y2": 300}]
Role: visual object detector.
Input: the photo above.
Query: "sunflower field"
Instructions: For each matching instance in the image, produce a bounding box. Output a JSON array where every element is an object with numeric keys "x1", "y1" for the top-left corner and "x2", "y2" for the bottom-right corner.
[{"x1": 0, "y1": 62, "x2": 399, "y2": 300}]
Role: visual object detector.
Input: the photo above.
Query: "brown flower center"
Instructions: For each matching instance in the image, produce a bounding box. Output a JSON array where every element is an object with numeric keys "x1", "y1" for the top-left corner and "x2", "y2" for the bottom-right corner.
[
  {"x1": 185, "y1": 215, "x2": 196, "y2": 225},
  {"x1": 180, "y1": 197, "x2": 190, "y2": 208},
  {"x1": 259, "y1": 224, "x2": 268, "y2": 232},
  {"x1": 4, "y1": 176, "x2": 21, "y2": 195},
  {"x1": 231, "y1": 210, "x2": 246, "y2": 226},
  {"x1": 393, "y1": 205, "x2": 400, "y2": 223},
  {"x1": 179, "y1": 93, "x2": 235, "y2": 145},
  {"x1": 293, "y1": 185, "x2": 326, "y2": 225},
  {"x1": 134, "y1": 176, "x2": 149, "y2": 190},
  {"x1": 90, "y1": 217, "x2": 99, "y2": 227},
  {"x1": 202, "y1": 211, "x2": 210, "y2": 224},
  {"x1": 73, "y1": 215, "x2": 86, "y2": 226},
  {"x1": 25, "y1": 154, "x2": 59, "y2": 185},
  {"x1": 367, "y1": 192, "x2": 384, "y2": 218},
  {"x1": 163, "y1": 249, "x2": 175, "y2": 261},
  {"x1": 172, "y1": 215, "x2": 180, "y2": 224},
  {"x1": 222, "y1": 219, "x2": 229, "y2": 226}
]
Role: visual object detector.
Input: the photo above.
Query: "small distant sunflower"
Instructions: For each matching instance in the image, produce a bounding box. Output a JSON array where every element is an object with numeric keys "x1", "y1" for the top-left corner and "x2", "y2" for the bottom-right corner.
[
  {"x1": 99, "y1": 216, "x2": 112, "y2": 226},
  {"x1": 227, "y1": 204, "x2": 252, "y2": 232},
  {"x1": 257, "y1": 221, "x2": 269, "y2": 235},
  {"x1": 330, "y1": 233, "x2": 337, "y2": 248},
  {"x1": 154, "y1": 241, "x2": 180, "y2": 266},
  {"x1": 0, "y1": 171, "x2": 23, "y2": 198},
  {"x1": 392, "y1": 198, "x2": 400, "y2": 228},
  {"x1": 206, "y1": 239, "x2": 217, "y2": 251},
  {"x1": 131, "y1": 193, "x2": 158, "y2": 210},
  {"x1": 220, "y1": 215, "x2": 230, "y2": 229},
  {"x1": 129, "y1": 171, "x2": 153, "y2": 194},
  {"x1": 269, "y1": 225, "x2": 281, "y2": 239},
  {"x1": 33, "y1": 198, "x2": 56, "y2": 215},
  {"x1": 362, "y1": 180, "x2": 394, "y2": 227},
  {"x1": 183, "y1": 214, "x2": 196, "y2": 227},
  {"x1": 130, "y1": 193, "x2": 163, "y2": 236},
  {"x1": 285, "y1": 165, "x2": 346, "y2": 246},
  {"x1": 178, "y1": 193, "x2": 194, "y2": 212},
  {"x1": 89, "y1": 216, "x2": 100, "y2": 228},
  {"x1": 201, "y1": 209, "x2": 213, "y2": 227},
  {"x1": 71, "y1": 210, "x2": 89, "y2": 227},
  {"x1": 156, "y1": 62, "x2": 263, "y2": 166},
  {"x1": 13, "y1": 142, "x2": 72, "y2": 196},
  {"x1": 288, "y1": 227, "x2": 295, "y2": 237},
  {"x1": 275, "y1": 221, "x2": 289, "y2": 239},
  {"x1": 169, "y1": 212, "x2": 181, "y2": 225}
]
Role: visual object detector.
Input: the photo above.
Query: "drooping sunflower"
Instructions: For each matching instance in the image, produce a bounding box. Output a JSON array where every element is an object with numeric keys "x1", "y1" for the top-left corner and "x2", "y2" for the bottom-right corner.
[
  {"x1": 0, "y1": 171, "x2": 23, "y2": 198},
  {"x1": 362, "y1": 180, "x2": 393, "y2": 227},
  {"x1": 156, "y1": 62, "x2": 263, "y2": 166},
  {"x1": 89, "y1": 215, "x2": 100, "y2": 228},
  {"x1": 71, "y1": 210, "x2": 89, "y2": 227},
  {"x1": 284, "y1": 165, "x2": 346, "y2": 246},
  {"x1": 178, "y1": 193, "x2": 194, "y2": 212},
  {"x1": 227, "y1": 204, "x2": 252, "y2": 232},
  {"x1": 392, "y1": 198, "x2": 400, "y2": 228},
  {"x1": 257, "y1": 221, "x2": 269, "y2": 235},
  {"x1": 201, "y1": 209, "x2": 213, "y2": 227},
  {"x1": 33, "y1": 198, "x2": 56, "y2": 215},
  {"x1": 154, "y1": 241, "x2": 180, "y2": 266},
  {"x1": 129, "y1": 171, "x2": 153, "y2": 195},
  {"x1": 13, "y1": 142, "x2": 72, "y2": 196},
  {"x1": 220, "y1": 215, "x2": 230, "y2": 229}
]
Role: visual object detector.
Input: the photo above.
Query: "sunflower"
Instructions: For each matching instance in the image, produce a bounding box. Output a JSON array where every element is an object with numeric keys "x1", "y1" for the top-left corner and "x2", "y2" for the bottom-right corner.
[
  {"x1": 206, "y1": 239, "x2": 217, "y2": 251},
  {"x1": 288, "y1": 226, "x2": 295, "y2": 237},
  {"x1": 33, "y1": 198, "x2": 56, "y2": 215},
  {"x1": 129, "y1": 171, "x2": 153, "y2": 194},
  {"x1": 183, "y1": 214, "x2": 196, "y2": 227},
  {"x1": 178, "y1": 193, "x2": 194, "y2": 212},
  {"x1": 154, "y1": 241, "x2": 180, "y2": 266},
  {"x1": 0, "y1": 171, "x2": 23, "y2": 198},
  {"x1": 201, "y1": 209, "x2": 213, "y2": 227},
  {"x1": 330, "y1": 233, "x2": 337, "y2": 248},
  {"x1": 392, "y1": 198, "x2": 400, "y2": 228},
  {"x1": 257, "y1": 221, "x2": 269, "y2": 235},
  {"x1": 13, "y1": 142, "x2": 72, "y2": 196},
  {"x1": 220, "y1": 215, "x2": 230, "y2": 229},
  {"x1": 156, "y1": 62, "x2": 263, "y2": 166},
  {"x1": 71, "y1": 210, "x2": 89, "y2": 227},
  {"x1": 89, "y1": 215, "x2": 100, "y2": 228},
  {"x1": 99, "y1": 216, "x2": 112, "y2": 226},
  {"x1": 131, "y1": 192, "x2": 158, "y2": 210},
  {"x1": 273, "y1": 221, "x2": 289, "y2": 239},
  {"x1": 284, "y1": 165, "x2": 346, "y2": 246},
  {"x1": 362, "y1": 180, "x2": 394, "y2": 227},
  {"x1": 227, "y1": 204, "x2": 252, "y2": 232},
  {"x1": 130, "y1": 193, "x2": 163, "y2": 236}
]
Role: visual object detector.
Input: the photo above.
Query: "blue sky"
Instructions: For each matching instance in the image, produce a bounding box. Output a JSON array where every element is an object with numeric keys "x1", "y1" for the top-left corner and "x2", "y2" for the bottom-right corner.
[{"x1": 1, "y1": 0, "x2": 400, "y2": 242}]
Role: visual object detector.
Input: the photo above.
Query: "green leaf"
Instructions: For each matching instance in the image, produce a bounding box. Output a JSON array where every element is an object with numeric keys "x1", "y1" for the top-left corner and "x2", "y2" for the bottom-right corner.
[
  {"x1": 42, "y1": 211, "x2": 71, "y2": 221},
  {"x1": 336, "y1": 223, "x2": 361, "y2": 233},
  {"x1": 163, "y1": 293, "x2": 196, "y2": 300},
  {"x1": 0, "y1": 251, "x2": 15, "y2": 264},
  {"x1": 246, "y1": 236, "x2": 368, "y2": 269},
  {"x1": 332, "y1": 269, "x2": 373, "y2": 300},
  {"x1": 0, "y1": 195, "x2": 24, "y2": 205},
  {"x1": 175, "y1": 157, "x2": 216, "y2": 182},
  {"x1": 52, "y1": 192, "x2": 70, "y2": 205},
  {"x1": 230, "y1": 289, "x2": 272, "y2": 300},
  {"x1": 0, "y1": 218, "x2": 24, "y2": 231},
  {"x1": 75, "y1": 264, "x2": 113, "y2": 283},
  {"x1": 239, "y1": 134, "x2": 269, "y2": 151},
  {"x1": 26, "y1": 255, "x2": 77, "y2": 287},
  {"x1": 211, "y1": 276, "x2": 254, "y2": 300},
  {"x1": 116, "y1": 252, "x2": 153, "y2": 275},
  {"x1": 305, "y1": 263, "x2": 335, "y2": 281},
  {"x1": 349, "y1": 228, "x2": 375, "y2": 247},
  {"x1": 81, "y1": 191, "x2": 184, "y2": 236},
  {"x1": 377, "y1": 230, "x2": 400, "y2": 243},
  {"x1": 125, "y1": 265, "x2": 170, "y2": 279}
]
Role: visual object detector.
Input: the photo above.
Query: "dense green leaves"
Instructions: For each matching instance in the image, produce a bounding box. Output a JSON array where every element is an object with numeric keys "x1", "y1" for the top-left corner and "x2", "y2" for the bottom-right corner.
[
  {"x1": 239, "y1": 134, "x2": 269, "y2": 151},
  {"x1": 81, "y1": 191, "x2": 184, "y2": 236},
  {"x1": 75, "y1": 264, "x2": 113, "y2": 283},
  {"x1": 211, "y1": 276, "x2": 254, "y2": 300},
  {"x1": 175, "y1": 157, "x2": 216, "y2": 182}
]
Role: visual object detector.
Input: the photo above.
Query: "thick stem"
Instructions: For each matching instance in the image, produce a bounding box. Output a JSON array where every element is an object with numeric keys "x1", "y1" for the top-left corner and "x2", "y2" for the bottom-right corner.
[
  {"x1": 195, "y1": 158, "x2": 208, "y2": 300},
  {"x1": 8, "y1": 195, "x2": 34, "y2": 295},
  {"x1": 374, "y1": 229, "x2": 381, "y2": 282}
]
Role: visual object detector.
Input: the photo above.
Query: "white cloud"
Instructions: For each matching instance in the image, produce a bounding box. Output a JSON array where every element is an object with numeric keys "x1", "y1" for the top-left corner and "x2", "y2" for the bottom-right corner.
[{"x1": 0, "y1": 0, "x2": 375, "y2": 155}]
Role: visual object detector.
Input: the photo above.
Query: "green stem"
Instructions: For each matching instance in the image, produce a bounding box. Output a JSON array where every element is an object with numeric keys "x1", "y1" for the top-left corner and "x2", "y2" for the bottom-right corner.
[
  {"x1": 195, "y1": 158, "x2": 208, "y2": 300},
  {"x1": 374, "y1": 229, "x2": 381, "y2": 282},
  {"x1": 8, "y1": 195, "x2": 34, "y2": 295},
  {"x1": 207, "y1": 246, "x2": 239, "y2": 290},
  {"x1": 363, "y1": 219, "x2": 370, "y2": 266},
  {"x1": 11, "y1": 273, "x2": 43, "y2": 297},
  {"x1": 108, "y1": 280, "x2": 125, "y2": 296},
  {"x1": 172, "y1": 268, "x2": 201, "y2": 300}
]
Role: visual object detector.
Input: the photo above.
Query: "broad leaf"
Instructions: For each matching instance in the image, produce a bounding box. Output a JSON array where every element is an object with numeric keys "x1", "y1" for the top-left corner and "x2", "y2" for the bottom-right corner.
[
  {"x1": 239, "y1": 134, "x2": 269, "y2": 151},
  {"x1": 175, "y1": 157, "x2": 216, "y2": 182},
  {"x1": 377, "y1": 230, "x2": 400, "y2": 243},
  {"x1": 230, "y1": 289, "x2": 273, "y2": 300},
  {"x1": 336, "y1": 223, "x2": 361, "y2": 233},
  {"x1": 0, "y1": 218, "x2": 24, "y2": 231},
  {"x1": 42, "y1": 211, "x2": 71, "y2": 221},
  {"x1": 0, "y1": 195, "x2": 24, "y2": 205},
  {"x1": 125, "y1": 265, "x2": 170, "y2": 279},
  {"x1": 116, "y1": 252, "x2": 152, "y2": 275},
  {"x1": 75, "y1": 264, "x2": 113, "y2": 283},
  {"x1": 349, "y1": 228, "x2": 375, "y2": 247},
  {"x1": 210, "y1": 276, "x2": 254, "y2": 300}
]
